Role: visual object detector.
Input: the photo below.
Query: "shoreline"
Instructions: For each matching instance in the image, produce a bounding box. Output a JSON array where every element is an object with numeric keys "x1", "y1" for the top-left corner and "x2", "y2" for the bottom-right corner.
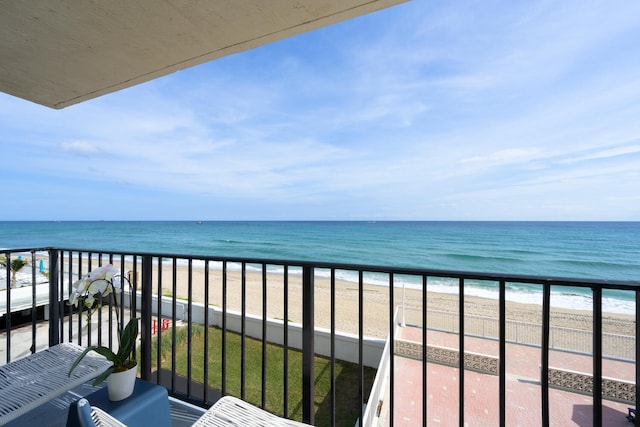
[
  {"x1": 157, "y1": 259, "x2": 639, "y2": 316},
  {"x1": 9, "y1": 251, "x2": 636, "y2": 315}
]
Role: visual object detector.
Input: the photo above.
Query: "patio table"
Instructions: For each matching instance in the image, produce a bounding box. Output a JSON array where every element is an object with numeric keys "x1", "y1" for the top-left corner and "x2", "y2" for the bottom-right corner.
[
  {"x1": 0, "y1": 342, "x2": 111, "y2": 426},
  {"x1": 66, "y1": 379, "x2": 171, "y2": 427}
]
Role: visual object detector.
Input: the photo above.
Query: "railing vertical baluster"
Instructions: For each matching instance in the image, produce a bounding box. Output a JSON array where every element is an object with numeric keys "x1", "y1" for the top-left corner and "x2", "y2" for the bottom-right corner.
[
  {"x1": 48, "y1": 249, "x2": 60, "y2": 346},
  {"x1": 119, "y1": 255, "x2": 126, "y2": 345},
  {"x1": 88, "y1": 252, "x2": 94, "y2": 347},
  {"x1": 359, "y1": 270, "x2": 364, "y2": 425},
  {"x1": 187, "y1": 258, "x2": 193, "y2": 399},
  {"x1": 78, "y1": 252, "x2": 83, "y2": 346},
  {"x1": 171, "y1": 257, "x2": 177, "y2": 394},
  {"x1": 131, "y1": 256, "x2": 138, "y2": 328},
  {"x1": 283, "y1": 265, "x2": 289, "y2": 418},
  {"x1": 302, "y1": 265, "x2": 315, "y2": 425},
  {"x1": 458, "y1": 277, "x2": 464, "y2": 427},
  {"x1": 58, "y1": 251, "x2": 65, "y2": 342},
  {"x1": 97, "y1": 254, "x2": 103, "y2": 347},
  {"x1": 157, "y1": 257, "x2": 163, "y2": 383},
  {"x1": 4, "y1": 253, "x2": 10, "y2": 362},
  {"x1": 262, "y1": 264, "x2": 268, "y2": 409},
  {"x1": 203, "y1": 260, "x2": 209, "y2": 403},
  {"x1": 222, "y1": 260, "x2": 227, "y2": 396},
  {"x1": 108, "y1": 254, "x2": 114, "y2": 351},
  {"x1": 96, "y1": 254, "x2": 102, "y2": 344},
  {"x1": 541, "y1": 283, "x2": 551, "y2": 426},
  {"x1": 241, "y1": 262, "x2": 246, "y2": 401},
  {"x1": 636, "y1": 289, "x2": 640, "y2": 426},
  {"x1": 593, "y1": 287, "x2": 602, "y2": 426},
  {"x1": 499, "y1": 280, "x2": 506, "y2": 427},
  {"x1": 141, "y1": 255, "x2": 153, "y2": 381},
  {"x1": 330, "y1": 268, "x2": 336, "y2": 427},
  {"x1": 30, "y1": 251, "x2": 36, "y2": 353},
  {"x1": 422, "y1": 275, "x2": 427, "y2": 427},
  {"x1": 389, "y1": 271, "x2": 395, "y2": 427},
  {"x1": 67, "y1": 252, "x2": 73, "y2": 343}
]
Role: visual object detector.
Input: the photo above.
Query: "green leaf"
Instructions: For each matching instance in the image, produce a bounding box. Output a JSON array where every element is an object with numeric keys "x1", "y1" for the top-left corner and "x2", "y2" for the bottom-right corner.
[
  {"x1": 68, "y1": 344, "x2": 120, "y2": 380},
  {"x1": 91, "y1": 346, "x2": 118, "y2": 362},
  {"x1": 92, "y1": 365, "x2": 115, "y2": 386},
  {"x1": 68, "y1": 345, "x2": 101, "y2": 377},
  {"x1": 117, "y1": 318, "x2": 139, "y2": 361}
]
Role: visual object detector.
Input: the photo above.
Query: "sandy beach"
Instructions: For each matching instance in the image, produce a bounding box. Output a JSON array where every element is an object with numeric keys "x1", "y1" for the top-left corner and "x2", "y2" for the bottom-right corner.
[{"x1": 142, "y1": 263, "x2": 635, "y2": 343}]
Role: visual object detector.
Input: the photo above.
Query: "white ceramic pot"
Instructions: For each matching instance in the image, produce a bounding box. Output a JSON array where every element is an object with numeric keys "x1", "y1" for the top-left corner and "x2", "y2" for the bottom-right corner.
[{"x1": 106, "y1": 363, "x2": 137, "y2": 401}]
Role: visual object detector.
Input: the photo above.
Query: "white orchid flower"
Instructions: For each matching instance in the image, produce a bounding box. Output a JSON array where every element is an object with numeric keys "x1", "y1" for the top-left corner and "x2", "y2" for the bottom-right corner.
[
  {"x1": 70, "y1": 264, "x2": 124, "y2": 309},
  {"x1": 87, "y1": 279, "x2": 109, "y2": 295}
]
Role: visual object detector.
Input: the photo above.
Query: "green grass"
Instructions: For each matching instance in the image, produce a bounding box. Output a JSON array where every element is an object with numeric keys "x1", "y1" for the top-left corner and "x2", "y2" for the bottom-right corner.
[{"x1": 152, "y1": 325, "x2": 376, "y2": 426}]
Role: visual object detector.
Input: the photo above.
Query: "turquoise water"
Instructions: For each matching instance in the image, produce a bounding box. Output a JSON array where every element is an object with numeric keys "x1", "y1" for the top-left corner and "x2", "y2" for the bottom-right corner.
[{"x1": 1, "y1": 221, "x2": 639, "y2": 313}]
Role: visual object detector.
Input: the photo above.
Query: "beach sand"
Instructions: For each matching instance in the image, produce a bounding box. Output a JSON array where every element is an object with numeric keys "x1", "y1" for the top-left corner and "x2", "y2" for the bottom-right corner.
[{"x1": 143, "y1": 264, "x2": 635, "y2": 341}]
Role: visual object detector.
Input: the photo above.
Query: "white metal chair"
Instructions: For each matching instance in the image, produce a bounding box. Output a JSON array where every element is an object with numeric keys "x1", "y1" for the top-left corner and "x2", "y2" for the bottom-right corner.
[
  {"x1": 193, "y1": 396, "x2": 310, "y2": 427},
  {"x1": 76, "y1": 398, "x2": 127, "y2": 427},
  {"x1": 75, "y1": 395, "x2": 310, "y2": 427}
]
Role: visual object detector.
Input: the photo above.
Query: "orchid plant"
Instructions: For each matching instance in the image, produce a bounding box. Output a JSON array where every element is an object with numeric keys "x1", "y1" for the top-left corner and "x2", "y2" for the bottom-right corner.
[{"x1": 68, "y1": 264, "x2": 139, "y2": 385}]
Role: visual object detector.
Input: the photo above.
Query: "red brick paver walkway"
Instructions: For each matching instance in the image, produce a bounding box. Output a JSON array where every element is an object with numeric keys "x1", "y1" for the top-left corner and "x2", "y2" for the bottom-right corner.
[{"x1": 383, "y1": 327, "x2": 634, "y2": 426}]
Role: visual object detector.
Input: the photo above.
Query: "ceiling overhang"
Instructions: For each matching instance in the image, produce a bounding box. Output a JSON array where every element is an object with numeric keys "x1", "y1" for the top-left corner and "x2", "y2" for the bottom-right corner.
[{"x1": 0, "y1": 0, "x2": 407, "y2": 109}]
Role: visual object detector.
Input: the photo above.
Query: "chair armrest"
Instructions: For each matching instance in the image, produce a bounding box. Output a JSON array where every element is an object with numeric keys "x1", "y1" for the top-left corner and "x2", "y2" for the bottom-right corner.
[
  {"x1": 193, "y1": 396, "x2": 311, "y2": 426},
  {"x1": 76, "y1": 398, "x2": 128, "y2": 427}
]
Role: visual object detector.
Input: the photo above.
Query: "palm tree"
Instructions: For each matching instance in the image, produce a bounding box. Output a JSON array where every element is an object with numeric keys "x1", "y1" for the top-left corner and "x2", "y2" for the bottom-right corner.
[{"x1": 6, "y1": 258, "x2": 29, "y2": 288}]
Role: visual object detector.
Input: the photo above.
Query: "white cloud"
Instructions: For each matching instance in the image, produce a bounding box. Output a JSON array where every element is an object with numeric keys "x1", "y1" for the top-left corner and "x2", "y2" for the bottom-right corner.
[
  {"x1": 59, "y1": 140, "x2": 102, "y2": 156},
  {"x1": 461, "y1": 148, "x2": 545, "y2": 166},
  {"x1": 559, "y1": 143, "x2": 640, "y2": 164}
]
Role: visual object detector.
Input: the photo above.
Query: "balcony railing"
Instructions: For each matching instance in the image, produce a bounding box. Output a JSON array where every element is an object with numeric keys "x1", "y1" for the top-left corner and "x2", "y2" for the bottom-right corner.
[{"x1": 1, "y1": 247, "x2": 639, "y2": 426}]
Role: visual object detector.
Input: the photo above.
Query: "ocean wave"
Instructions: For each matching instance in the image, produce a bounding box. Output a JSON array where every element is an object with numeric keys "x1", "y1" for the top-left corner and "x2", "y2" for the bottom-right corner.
[
  {"x1": 440, "y1": 253, "x2": 524, "y2": 264},
  {"x1": 553, "y1": 258, "x2": 637, "y2": 271}
]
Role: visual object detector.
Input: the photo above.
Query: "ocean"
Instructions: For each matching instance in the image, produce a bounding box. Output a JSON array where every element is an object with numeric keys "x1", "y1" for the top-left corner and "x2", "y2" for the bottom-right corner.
[{"x1": 1, "y1": 221, "x2": 639, "y2": 314}]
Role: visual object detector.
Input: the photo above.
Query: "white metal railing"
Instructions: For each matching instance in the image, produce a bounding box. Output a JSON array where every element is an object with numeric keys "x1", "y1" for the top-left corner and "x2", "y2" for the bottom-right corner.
[
  {"x1": 359, "y1": 306, "x2": 399, "y2": 427},
  {"x1": 403, "y1": 307, "x2": 636, "y2": 361}
]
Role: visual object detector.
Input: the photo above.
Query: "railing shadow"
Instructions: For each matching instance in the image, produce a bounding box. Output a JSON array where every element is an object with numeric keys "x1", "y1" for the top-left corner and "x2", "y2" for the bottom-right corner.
[
  {"x1": 150, "y1": 368, "x2": 221, "y2": 407},
  {"x1": 571, "y1": 403, "x2": 630, "y2": 427},
  {"x1": 313, "y1": 360, "x2": 376, "y2": 427}
]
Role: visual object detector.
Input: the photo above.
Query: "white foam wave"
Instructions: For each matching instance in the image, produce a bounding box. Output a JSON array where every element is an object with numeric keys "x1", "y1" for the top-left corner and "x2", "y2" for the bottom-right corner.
[{"x1": 153, "y1": 257, "x2": 639, "y2": 316}]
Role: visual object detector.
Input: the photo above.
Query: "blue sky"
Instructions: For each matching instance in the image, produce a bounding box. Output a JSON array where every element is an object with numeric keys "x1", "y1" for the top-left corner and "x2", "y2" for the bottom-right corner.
[{"x1": 2, "y1": 1, "x2": 640, "y2": 221}]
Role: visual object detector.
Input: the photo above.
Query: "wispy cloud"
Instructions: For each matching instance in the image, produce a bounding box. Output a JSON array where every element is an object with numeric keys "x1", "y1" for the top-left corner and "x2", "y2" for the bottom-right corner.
[{"x1": 59, "y1": 141, "x2": 102, "y2": 156}]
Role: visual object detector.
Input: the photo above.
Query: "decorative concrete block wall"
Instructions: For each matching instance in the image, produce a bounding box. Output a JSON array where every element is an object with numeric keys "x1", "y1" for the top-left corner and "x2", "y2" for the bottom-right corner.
[
  {"x1": 548, "y1": 367, "x2": 635, "y2": 404},
  {"x1": 394, "y1": 339, "x2": 499, "y2": 376}
]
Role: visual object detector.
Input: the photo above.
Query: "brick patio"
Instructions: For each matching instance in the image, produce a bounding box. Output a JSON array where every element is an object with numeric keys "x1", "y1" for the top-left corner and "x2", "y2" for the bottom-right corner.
[{"x1": 383, "y1": 326, "x2": 634, "y2": 426}]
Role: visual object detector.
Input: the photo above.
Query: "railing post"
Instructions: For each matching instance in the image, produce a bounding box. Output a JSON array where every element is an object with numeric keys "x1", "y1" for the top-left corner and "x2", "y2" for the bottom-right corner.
[
  {"x1": 140, "y1": 255, "x2": 153, "y2": 381},
  {"x1": 302, "y1": 265, "x2": 315, "y2": 425},
  {"x1": 499, "y1": 280, "x2": 506, "y2": 427},
  {"x1": 541, "y1": 283, "x2": 551, "y2": 427},
  {"x1": 48, "y1": 249, "x2": 60, "y2": 346},
  {"x1": 635, "y1": 289, "x2": 640, "y2": 426},
  {"x1": 593, "y1": 287, "x2": 603, "y2": 425}
]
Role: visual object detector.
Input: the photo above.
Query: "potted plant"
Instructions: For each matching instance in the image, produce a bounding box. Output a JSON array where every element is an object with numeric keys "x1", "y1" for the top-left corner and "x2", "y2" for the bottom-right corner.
[{"x1": 67, "y1": 264, "x2": 139, "y2": 401}]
